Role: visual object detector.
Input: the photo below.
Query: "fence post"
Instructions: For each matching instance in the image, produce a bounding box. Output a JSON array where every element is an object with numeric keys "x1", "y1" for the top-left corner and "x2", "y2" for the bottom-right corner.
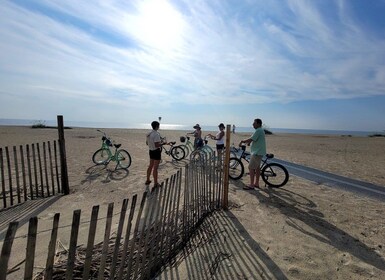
[
  {"x1": 223, "y1": 124, "x2": 231, "y2": 210},
  {"x1": 57, "y1": 115, "x2": 70, "y2": 195}
]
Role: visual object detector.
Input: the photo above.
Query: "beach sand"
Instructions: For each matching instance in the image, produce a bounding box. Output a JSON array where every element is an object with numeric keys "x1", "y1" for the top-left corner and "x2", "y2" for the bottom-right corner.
[{"x1": 0, "y1": 126, "x2": 385, "y2": 279}]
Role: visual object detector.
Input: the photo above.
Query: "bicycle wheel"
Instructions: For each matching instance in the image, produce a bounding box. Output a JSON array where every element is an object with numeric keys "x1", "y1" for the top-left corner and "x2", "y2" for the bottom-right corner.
[
  {"x1": 261, "y1": 163, "x2": 289, "y2": 187},
  {"x1": 92, "y1": 148, "x2": 110, "y2": 165},
  {"x1": 171, "y1": 146, "x2": 186, "y2": 161},
  {"x1": 180, "y1": 144, "x2": 190, "y2": 157},
  {"x1": 202, "y1": 145, "x2": 214, "y2": 155},
  {"x1": 116, "y1": 149, "x2": 132, "y2": 169},
  {"x1": 190, "y1": 149, "x2": 205, "y2": 165},
  {"x1": 228, "y1": 157, "x2": 244, "y2": 180}
]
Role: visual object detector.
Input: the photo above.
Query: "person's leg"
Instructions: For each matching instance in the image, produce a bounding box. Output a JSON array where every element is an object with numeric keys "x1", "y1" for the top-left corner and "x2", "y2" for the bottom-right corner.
[
  {"x1": 146, "y1": 159, "x2": 154, "y2": 184},
  {"x1": 253, "y1": 155, "x2": 262, "y2": 187},
  {"x1": 153, "y1": 160, "x2": 160, "y2": 185},
  {"x1": 249, "y1": 167, "x2": 256, "y2": 187}
]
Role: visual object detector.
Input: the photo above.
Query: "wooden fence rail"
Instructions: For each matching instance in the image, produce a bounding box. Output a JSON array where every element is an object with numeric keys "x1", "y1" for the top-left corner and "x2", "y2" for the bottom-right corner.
[
  {"x1": 0, "y1": 156, "x2": 224, "y2": 279},
  {"x1": 0, "y1": 141, "x2": 62, "y2": 210}
]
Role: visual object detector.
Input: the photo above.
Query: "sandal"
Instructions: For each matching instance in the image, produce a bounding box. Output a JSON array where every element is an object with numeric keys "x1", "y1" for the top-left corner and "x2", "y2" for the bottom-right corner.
[
  {"x1": 243, "y1": 185, "x2": 254, "y2": 190},
  {"x1": 154, "y1": 183, "x2": 161, "y2": 188},
  {"x1": 145, "y1": 180, "x2": 152, "y2": 185}
]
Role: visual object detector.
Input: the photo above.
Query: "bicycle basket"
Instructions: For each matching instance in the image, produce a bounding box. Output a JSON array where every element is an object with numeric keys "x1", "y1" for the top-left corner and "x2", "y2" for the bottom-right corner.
[
  {"x1": 180, "y1": 136, "x2": 186, "y2": 143},
  {"x1": 106, "y1": 138, "x2": 112, "y2": 146}
]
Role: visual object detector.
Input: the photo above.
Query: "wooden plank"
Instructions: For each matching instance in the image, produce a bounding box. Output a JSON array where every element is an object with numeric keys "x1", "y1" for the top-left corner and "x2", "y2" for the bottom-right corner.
[
  {"x1": 5, "y1": 147, "x2": 13, "y2": 206},
  {"x1": 48, "y1": 141, "x2": 55, "y2": 195},
  {"x1": 57, "y1": 115, "x2": 69, "y2": 195},
  {"x1": 223, "y1": 124, "x2": 231, "y2": 209},
  {"x1": 126, "y1": 191, "x2": 148, "y2": 278},
  {"x1": 19, "y1": 145, "x2": 28, "y2": 202},
  {"x1": 82, "y1": 205, "x2": 99, "y2": 280},
  {"x1": 0, "y1": 221, "x2": 19, "y2": 280},
  {"x1": 109, "y1": 198, "x2": 128, "y2": 279},
  {"x1": 13, "y1": 146, "x2": 21, "y2": 204},
  {"x1": 65, "y1": 209, "x2": 81, "y2": 280},
  {"x1": 43, "y1": 142, "x2": 50, "y2": 197},
  {"x1": 139, "y1": 186, "x2": 160, "y2": 280},
  {"x1": 36, "y1": 143, "x2": 44, "y2": 197},
  {"x1": 54, "y1": 141, "x2": 61, "y2": 193},
  {"x1": 32, "y1": 144, "x2": 39, "y2": 198},
  {"x1": 98, "y1": 203, "x2": 114, "y2": 280},
  {"x1": 0, "y1": 148, "x2": 6, "y2": 208},
  {"x1": 26, "y1": 145, "x2": 34, "y2": 200},
  {"x1": 144, "y1": 185, "x2": 162, "y2": 279},
  {"x1": 117, "y1": 195, "x2": 137, "y2": 280},
  {"x1": 24, "y1": 217, "x2": 38, "y2": 280},
  {"x1": 45, "y1": 213, "x2": 60, "y2": 280}
]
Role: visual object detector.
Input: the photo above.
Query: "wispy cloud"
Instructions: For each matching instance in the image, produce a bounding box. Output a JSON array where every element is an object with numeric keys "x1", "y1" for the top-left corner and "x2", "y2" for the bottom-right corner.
[{"x1": 1, "y1": 0, "x2": 385, "y2": 128}]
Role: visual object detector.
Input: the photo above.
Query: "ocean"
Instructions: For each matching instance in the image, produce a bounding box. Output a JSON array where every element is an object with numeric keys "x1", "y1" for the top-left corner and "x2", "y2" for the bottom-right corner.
[{"x1": 0, "y1": 118, "x2": 379, "y2": 137}]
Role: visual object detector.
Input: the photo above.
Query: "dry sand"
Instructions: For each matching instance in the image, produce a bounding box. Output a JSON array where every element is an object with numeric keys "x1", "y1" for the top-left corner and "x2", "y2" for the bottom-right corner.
[{"x1": 0, "y1": 125, "x2": 385, "y2": 279}]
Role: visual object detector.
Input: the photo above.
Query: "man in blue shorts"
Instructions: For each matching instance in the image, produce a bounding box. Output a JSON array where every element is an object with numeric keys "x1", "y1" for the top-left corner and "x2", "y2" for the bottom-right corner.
[{"x1": 239, "y1": 118, "x2": 266, "y2": 190}]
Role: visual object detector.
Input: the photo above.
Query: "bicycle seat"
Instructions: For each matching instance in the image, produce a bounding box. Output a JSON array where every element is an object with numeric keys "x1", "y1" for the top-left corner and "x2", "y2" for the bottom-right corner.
[
  {"x1": 266, "y1": 153, "x2": 274, "y2": 158},
  {"x1": 114, "y1": 144, "x2": 121, "y2": 149},
  {"x1": 170, "y1": 141, "x2": 176, "y2": 145}
]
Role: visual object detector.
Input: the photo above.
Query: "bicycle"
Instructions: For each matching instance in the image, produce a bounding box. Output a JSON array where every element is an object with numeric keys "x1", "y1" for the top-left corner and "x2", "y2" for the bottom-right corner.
[
  {"x1": 160, "y1": 137, "x2": 186, "y2": 161},
  {"x1": 92, "y1": 129, "x2": 132, "y2": 169},
  {"x1": 228, "y1": 145, "x2": 289, "y2": 188},
  {"x1": 179, "y1": 135, "x2": 194, "y2": 157}
]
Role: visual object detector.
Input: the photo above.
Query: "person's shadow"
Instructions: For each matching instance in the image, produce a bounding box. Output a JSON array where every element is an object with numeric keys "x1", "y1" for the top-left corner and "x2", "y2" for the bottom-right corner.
[{"x1": 240, "y1": 183, "x2": 385, "y2": 272}]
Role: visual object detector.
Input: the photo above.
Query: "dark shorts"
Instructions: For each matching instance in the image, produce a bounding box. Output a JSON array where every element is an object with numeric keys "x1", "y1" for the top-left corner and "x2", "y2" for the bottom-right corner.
[
  {"x1": 149, "y1": 148, "x2": 161, "y2": 160},
  {"x1": 216, "y1": 144, "x2": 225, "y2": 150}
]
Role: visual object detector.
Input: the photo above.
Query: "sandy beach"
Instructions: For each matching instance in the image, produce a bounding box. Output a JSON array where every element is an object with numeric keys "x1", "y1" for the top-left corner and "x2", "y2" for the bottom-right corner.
[{"x1": 1, "y1": 125, "x2": 385, "y2": 279}]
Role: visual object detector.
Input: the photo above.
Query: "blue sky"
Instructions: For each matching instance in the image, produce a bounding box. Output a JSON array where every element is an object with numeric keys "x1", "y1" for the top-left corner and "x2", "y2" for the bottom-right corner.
[{"x1": 1, "y1": 0, "x2": 385, "y2": 131}]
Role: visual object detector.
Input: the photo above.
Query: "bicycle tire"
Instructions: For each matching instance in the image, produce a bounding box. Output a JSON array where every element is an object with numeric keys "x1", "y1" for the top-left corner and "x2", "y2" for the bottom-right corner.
[
  {"x1": 117, "y1": 149, "x2": 132, "y2": 169},
  {"x1": 202, "y1": 145, "x2": 214, "y2": 155},
  {"x1": 171, "y1": 146, "x2": 186, "y2": 161},
  {"x1": 190, "y1": 149, "x2": 205, "y2": 164},
  {"x1": 92, "y1": 148, "x2": 110, "y2": 165},
  {"x1": 180, "y1": 144, "x2": 190, "y2": 157},
  {"x1": 261, "y1": 163, "x2": 289, "y2": 187},
  {"x1": 228, "y1": 157, "x2": 244, "y2": 180}
]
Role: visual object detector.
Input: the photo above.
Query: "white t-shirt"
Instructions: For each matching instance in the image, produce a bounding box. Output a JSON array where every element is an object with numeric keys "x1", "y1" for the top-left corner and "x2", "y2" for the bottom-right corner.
[
  {"x1": 146, "y1": 130, "x2": 161, "y2": 151},
  {"x1": 216, "y1": 131, "x2": 225, "y2": 145}
]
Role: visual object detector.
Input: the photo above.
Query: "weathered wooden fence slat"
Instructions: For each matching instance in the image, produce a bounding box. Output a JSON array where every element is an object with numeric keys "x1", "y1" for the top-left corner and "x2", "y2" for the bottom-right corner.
[
  {"x1": 24, "y1": 217, "x2": 38, "y2": 280},
  {"x1": 65, "y1": 209, "x2": 81, "y2": 280},
  {"x1": 97, "y1": 203, "x2": 114, "y2": 280},
  {"x1": 0, "y1": 148, "x2": 6, "y2": 208},
  {"x1": 117, "y1": 194, "x2": 138, "y2": 280},
  {"x1": 45, "y1": 213, "x2": 60, "y2": 280},
  {"x1": 82, "y1": 205, "x2": 99, "y2": 280},
  {"x1": 109, "y1": 198, "x2": 129, "y2": 279}
]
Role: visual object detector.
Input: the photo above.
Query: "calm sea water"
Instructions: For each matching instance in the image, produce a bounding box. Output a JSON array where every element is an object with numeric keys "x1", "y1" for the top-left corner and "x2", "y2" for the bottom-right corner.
[{"x1": 0, "y1": 118, "x2": 379, "y2": 137}]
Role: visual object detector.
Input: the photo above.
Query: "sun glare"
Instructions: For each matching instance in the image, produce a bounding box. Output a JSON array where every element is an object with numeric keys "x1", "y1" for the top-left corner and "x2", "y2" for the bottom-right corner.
[{"x1": 135, "y1": 0, "x2": 185, "y2": 51}]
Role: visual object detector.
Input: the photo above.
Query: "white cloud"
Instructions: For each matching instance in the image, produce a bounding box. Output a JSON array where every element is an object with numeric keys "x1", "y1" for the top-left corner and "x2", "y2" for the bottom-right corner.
[{"x1": 1, "y1": 0, "x2": 385, "y2": 129}]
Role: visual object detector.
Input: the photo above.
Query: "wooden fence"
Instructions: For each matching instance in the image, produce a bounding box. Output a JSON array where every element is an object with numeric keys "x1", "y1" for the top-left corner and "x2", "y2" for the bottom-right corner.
[
  {"x1": 0, "y1": 141, "x2": 62, "y2": 210},
  {"x1": 0, "y1": 115, "x2": 69, "y2": 210},
  {"x1": 0, "y1": 156, "x2": 224, "y2": 279}
]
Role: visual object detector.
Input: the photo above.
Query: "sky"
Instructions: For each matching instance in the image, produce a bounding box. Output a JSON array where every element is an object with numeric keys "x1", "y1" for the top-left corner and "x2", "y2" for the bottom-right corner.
[{"x1": 1, "y1": 0, "x2": 385, "y2": 132}]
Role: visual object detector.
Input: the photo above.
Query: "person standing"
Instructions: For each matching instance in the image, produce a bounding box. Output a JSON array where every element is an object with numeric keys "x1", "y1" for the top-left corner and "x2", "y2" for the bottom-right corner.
[
  {"x1": 207, "y1": 123, "x2": 225, "y2": 165},
  {"x1": 146, "y1": 121, "x2": 164, "y2": 188},
  {"x1": 188, "y1": 124, "x2": 203, "y2": 149},
  {"x1": 239, "y1": 118, "x2": 266, "y2": 190}
]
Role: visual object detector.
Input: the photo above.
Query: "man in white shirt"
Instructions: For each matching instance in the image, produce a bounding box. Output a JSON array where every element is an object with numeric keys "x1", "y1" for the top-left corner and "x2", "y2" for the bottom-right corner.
[{"x1": 146, "y1": 121, "x2": 164, "y2": 187}]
